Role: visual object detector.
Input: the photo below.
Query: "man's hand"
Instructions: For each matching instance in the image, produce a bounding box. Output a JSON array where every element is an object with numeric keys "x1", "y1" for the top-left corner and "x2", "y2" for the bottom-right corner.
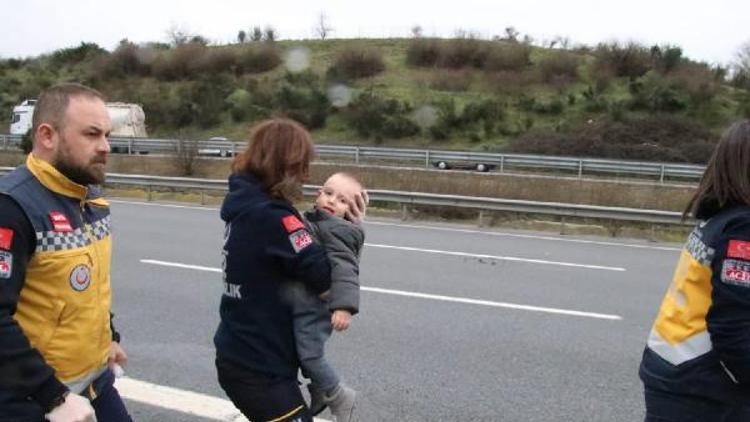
[
  {"x1": 345, "y1": 190, "x2": 369, "y2": 224},
  {"x1": 45, "y1": 392, "x2": 96, "y2": 422},
  {"x1": 108, "y1": 341, "x2": 127, "y2": 372},
  {"x1": 331, "y1": 310, "x2": 353, "y2": 331}
]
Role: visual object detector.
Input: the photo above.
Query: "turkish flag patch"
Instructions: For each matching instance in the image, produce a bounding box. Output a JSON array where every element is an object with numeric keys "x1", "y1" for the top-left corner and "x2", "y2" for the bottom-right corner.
[
  {"x1": 49, "y1": 212, "x2": 73, "y2": 232},
  {"x1": 0, "y1": 227, "x2": 13, "y2": 250},
  {"x1": 281, "y1": 215, "x2": 305, "y2": 233},
  {"x1": 728, "y1": 240, "x2": 750, "y2": 260}
]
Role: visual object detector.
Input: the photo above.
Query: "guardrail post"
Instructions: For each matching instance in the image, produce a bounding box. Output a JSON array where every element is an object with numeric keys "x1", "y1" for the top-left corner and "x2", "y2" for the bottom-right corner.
[
  {"x1": 578, "y1": 160, "x2": 583, "y2": 178},
  {"x1": 200, "y1": 191, "x2": 206, "y2": 205},
  {"x1": 146, "y1": 185, "x2": 152, "y2": 202},
  {"x1": 128, "y1": 138, "x2": 133, "y2": 155},
  {"x1": 560, "y1": 217, "x2": 566, "y2": 235},
  {"x1": 425, "y1": 150, "x2": 430, "y2": 169},
  {"x1": 500, "y1": 156, "x2": 505, "y2": 173},
  {"x1": 355, "y1": 147, "x2": 360, "y2": 164},
  {"x1": 400, "y1": 204, "x2": 409, "y2": 221},
  {"x1": 477, "y1": 210, "x2": 486, "y2": 228},
  {"x1": 659, "y1": 165, "x2": 665, "y2": 184}
]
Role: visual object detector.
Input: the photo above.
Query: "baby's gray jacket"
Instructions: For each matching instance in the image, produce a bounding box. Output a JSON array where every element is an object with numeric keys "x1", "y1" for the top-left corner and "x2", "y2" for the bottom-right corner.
[{"x1": 304, "y1": 208, "x2": 365, "y2": 315}]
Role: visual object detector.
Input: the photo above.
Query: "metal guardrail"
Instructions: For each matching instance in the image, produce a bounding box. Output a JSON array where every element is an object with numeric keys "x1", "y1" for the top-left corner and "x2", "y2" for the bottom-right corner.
[
  {"x1": 0, "y1": 167, "x2": 688, "y2": 225},
  {"x1": 0, "y1": 134, "x2": 706, "y2": 182}
]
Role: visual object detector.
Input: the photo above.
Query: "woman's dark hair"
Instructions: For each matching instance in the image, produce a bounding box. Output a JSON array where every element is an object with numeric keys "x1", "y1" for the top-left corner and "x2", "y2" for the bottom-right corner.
[
  {"x1": 231, "y1": 118, "x2": 314, "y2": 202},
  {"x1": 685, "y1": 120, "x2": 750, "y2": 220}
]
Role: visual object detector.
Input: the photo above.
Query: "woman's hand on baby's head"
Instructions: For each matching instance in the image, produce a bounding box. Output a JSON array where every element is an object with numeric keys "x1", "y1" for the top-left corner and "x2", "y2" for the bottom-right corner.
[{"x1": 345, "y1": 190, "x2": 369, "y2": 224}]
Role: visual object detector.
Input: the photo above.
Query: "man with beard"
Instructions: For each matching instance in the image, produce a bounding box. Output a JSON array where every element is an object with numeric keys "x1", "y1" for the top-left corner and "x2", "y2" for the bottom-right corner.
[{"x1": 0, "y1": 83, "x2": 131, "y2": 422}]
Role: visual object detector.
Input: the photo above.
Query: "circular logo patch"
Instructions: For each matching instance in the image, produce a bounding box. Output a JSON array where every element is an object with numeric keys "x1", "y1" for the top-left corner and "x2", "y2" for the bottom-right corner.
[{"x1": 69, "y1": 264, "x2": 91, "y2": 291}]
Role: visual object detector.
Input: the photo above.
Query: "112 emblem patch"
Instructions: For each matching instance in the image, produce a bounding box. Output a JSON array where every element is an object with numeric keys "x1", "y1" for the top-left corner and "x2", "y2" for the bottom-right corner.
[
  {"x1": 289, "y1": 230, "x2": 313, "y2": 253},
  {"x1": 721, "y1": 259, "x2": 750, "y2": 287},
  {"x1": 0, "y1": 251, "x2": 12, "y2": 279}
]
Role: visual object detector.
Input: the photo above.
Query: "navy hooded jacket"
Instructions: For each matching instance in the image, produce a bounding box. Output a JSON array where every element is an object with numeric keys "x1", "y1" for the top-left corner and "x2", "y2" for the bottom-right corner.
[{"x1": 213, "y1": 172, "x2": 332, "y2": 378}]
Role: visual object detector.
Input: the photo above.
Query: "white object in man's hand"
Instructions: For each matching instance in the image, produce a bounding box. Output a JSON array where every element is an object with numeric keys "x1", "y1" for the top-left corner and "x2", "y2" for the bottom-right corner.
[{"x1": 45, "y1": 392, "x2": 97, "y2": 422}]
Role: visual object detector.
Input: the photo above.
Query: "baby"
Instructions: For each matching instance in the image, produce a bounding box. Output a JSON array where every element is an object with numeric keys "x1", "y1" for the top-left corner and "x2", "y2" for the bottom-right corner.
[{"x1": 288, "y1": 172, "x2": 366, "y2": 422}]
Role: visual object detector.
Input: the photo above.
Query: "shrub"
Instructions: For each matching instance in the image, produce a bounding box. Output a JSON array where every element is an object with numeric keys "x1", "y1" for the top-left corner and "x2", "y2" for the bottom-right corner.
[
  {"x1": 483, "y1": 42, "x2": 531, "y2": 72},
  {"x1": 406, "y1": 38, "x2": 441, "y2": 67},
  {"x1": 538, "y1": 51, "x2": 580, "y2": 84},
  {"x1": 226, "y1": 88, "x2": 253, "y2": 121},
  {"x1": 508, "y1": 114, "x2": 715, "y2": 163},
  {"x1": 152, "y1": 43, "x2": 208, "y2": 80},
  {"x1": 50, "y1": 43, "x2": 106, "y2": 66},
  {"x1": 345, "y1": 90, "x2": 418, "y2": 139},
  {"x1": 438, "y1": 36, "x2": 489, "y2": 69},
  {"x1": 594, "y1": 41, "x2": 652, "y2": 79},
  {"x1": 651, "y1": 45, "x2": 683, "y2": 73},
  {"x1": 327, "y1": 47, "x2": 386, "y2": 80},
  {"x1": 237, "y1": 44, "x2": 281, "y2": 74},
  {"x1": 273, "y1": 82, "x2": 330, "y2": 129},
  {"x1": 629, "y1": 71, "x2": 688, "y2": 112}
]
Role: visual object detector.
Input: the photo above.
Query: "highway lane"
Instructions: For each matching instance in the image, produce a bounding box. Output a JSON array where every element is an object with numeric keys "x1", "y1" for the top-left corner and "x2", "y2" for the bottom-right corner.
[{"x1": 107, "y1": 199, "x2": 680, "y2": 421}]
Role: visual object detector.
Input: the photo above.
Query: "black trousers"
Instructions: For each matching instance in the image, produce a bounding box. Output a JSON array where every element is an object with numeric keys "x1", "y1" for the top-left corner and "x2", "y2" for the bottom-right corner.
[
  {"x1": 644, "y1": 386, "x2": 750, "y2": 422},
  {"x1": 216, "y1": 357, "x2": 312, "y2": 422}
]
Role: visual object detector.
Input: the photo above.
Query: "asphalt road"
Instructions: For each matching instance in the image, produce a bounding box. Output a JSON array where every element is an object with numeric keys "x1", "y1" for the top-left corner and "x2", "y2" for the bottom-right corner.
[{"x1": 107, "y1": 198, "x2": 680, "y2": 421}]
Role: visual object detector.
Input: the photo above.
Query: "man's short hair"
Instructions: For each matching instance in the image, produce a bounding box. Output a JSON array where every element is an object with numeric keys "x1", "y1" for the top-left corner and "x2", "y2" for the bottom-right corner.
[{"x1": 31, "y1": 83, "x2": 105, "y2": 137}]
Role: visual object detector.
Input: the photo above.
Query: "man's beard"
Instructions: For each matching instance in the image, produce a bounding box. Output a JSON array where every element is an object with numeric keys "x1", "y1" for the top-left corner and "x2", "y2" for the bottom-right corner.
[
  {"x1": 54, "y1": 144, "x2": 106, "y2": 186},
  {"x1": 55, "y1": 158, "x2": 105, "y2": 186}
]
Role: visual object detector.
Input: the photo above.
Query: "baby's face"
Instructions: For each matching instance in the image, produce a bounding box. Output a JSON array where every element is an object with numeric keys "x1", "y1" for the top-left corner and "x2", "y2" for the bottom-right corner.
[{"x1": 316, "y1": 174, "x2": 361, "y2": 218}]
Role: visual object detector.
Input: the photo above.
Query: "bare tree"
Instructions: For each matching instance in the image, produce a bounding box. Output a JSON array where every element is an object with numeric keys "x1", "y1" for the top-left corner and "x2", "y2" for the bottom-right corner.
[
  {"x1": 503, "y1": 26, "x2": 519, "y2": 43},
  {"x1": 264, "y1": 27, "x2": 277, "y2": 42},
  {"x1": 411, "y1": 25, "x2": 423, "y2": 38},
  {"x1": 733, "y1": 40, "x2": 750, "y2": 88},
  {"x1": 315, "y1": 12, "x2": 333, "y2": 40},
  {"x1": 171, "y1": 132, "x2": 199, "y2": 176},
  {"x1": 251, "y1": 26, "x2": 263, "y2": 42},
  {"x1": 166, "y1": 24, "x2": 190, "y2": 46}
]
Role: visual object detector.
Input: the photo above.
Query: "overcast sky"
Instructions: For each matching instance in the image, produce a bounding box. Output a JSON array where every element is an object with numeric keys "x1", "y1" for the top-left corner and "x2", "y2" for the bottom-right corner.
[{"x1": 2, "y1": 0, "x2": 748, "y2": 65}]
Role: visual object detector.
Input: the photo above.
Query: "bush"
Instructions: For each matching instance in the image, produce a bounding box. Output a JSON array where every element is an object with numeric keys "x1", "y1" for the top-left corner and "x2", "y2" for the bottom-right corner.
[
  {"x1": 594, "y1": 41, "x2": 652, "y2": 79},
  {"x1": 487, "y1": 70, "x2": 536, "y2": 96},
  {"x1": 483, "y1": 42, "x2": 531, "y2": 72},
  {"x1": 152, "y1": 43, "x2": 208, "y2": 80},
  {"x1": 629, "y1": 71, "x2": 688, "y2": 112},
  {"x1": 508, "y1": 114, "x2": 715, "y2": 163},
  {"x1": 101, "y1": 41, "x2": 152, "y2": 79},
  {"x1": 50, "y1": 43, "x2": 106, "y2": 66},
  {"x1": 237, "y1": 44, "x2": 281, "y2": 74},
  {"x1": 273, "y1": 82, "x2": 330, "y2": 129},
  {"x1": 651, "y1": 45, "x2": 683, "y2": 73},
  {"x1": 438, "y1": 36, "x2": 489, "y2": 69},
  {"x1": 226, "y1": 88, "x2": 253, "y2": 121},
  {"x1": 538, "y1": 51, "x2": 580, "y2": 84},
  {"x1": 327, "y1": 47, "x2": 386, "y2": 80},
  {"x1": 345, "y1": 90, "x2": 418, "y2": 139},
  {"x1": 406, "y1": 38, "x2": 441, "y2": 67}
]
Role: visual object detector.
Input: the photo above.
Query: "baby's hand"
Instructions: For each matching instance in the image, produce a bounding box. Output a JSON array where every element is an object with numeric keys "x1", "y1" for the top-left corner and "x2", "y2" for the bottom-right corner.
[{"x1": 331, "y1": 310, "x2": 352, "y2": 331}]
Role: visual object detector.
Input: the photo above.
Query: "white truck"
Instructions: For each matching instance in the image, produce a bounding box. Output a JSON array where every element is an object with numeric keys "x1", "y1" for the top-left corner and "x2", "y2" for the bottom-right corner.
[{"x1": 10, "y1": 100, "x2": 147, "y2": 151}]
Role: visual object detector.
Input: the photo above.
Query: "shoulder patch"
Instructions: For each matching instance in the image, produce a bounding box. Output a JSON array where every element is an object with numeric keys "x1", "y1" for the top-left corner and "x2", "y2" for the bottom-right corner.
[
  {"x1": 0, "y1": 251, "x2": 12, "y2": 279},
  {"x1": 721, "y1": 259, "x2": 750, "y2": 287},
  {"x1": 282, "y1": 215, "x2": 305, "y2": 233},
  {"x1": 727, "y1": 240, "x2": 750, "y2": 261},
  {"x1": 49, "y1": 212, "x2": 73, "y2": 232},
  {"x1": 289, "y1": 229, "x2": 313, "y2": 253},
  {"x1": 0, "y1": 227, "x2": 13, "y2": 250}
]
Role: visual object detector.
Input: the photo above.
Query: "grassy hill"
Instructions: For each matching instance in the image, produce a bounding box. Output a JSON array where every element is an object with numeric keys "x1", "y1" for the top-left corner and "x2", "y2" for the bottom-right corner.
[{"x1": 1, "y1": 36, "x2": 748, "y2": 163}]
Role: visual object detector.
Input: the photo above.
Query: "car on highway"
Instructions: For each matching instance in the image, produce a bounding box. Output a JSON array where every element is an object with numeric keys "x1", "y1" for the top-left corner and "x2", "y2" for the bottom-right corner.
[
  {"x1": 197, "y1": 136, "x2": 234, "y2": 157},
  {"x1": 432, "y1": 160, "x2": 496, "y2": 172}
]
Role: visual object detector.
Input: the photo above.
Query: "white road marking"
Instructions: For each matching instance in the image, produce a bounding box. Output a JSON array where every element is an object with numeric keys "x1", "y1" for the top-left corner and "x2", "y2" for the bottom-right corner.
[
  {"x1": 140, "y1": 259, "x2": 622, "y2": 320},
  {"x1": 364, "y1": 243, "x2": 626, "y2": 271},
  {"x1": 115, "y1": 377, "x2": 330, "y2": 421},
  {"x1": 109, "y1": 198, "x2": 680, "y2": 251},
  {"x1": 367, "y1": 221, "x2": 682, "y2": 251}
]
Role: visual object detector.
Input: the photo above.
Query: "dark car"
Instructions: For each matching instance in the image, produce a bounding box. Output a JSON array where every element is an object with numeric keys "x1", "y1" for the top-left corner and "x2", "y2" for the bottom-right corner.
[{"x1": 432, "y1": 161, "x2": 495, "y2": 172}]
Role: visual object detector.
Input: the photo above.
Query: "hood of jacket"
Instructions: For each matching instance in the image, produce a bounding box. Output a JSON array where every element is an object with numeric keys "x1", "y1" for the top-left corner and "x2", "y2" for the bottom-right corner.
[{"x1": 220, "y1": 172, "x2": 276, "y2": 223}]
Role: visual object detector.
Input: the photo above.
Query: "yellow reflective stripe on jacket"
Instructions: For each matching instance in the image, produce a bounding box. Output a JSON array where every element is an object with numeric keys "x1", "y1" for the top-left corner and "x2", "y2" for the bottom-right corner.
[{"x1": 648, "y1": 234, "x2": 714, "y2": 365}]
